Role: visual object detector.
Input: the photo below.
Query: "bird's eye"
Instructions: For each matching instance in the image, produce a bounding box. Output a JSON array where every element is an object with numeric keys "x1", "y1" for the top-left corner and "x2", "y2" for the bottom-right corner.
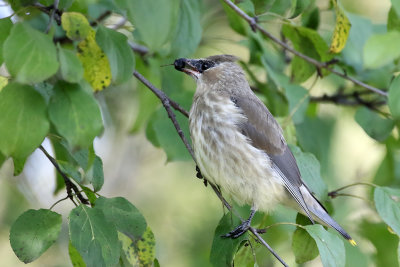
[{"x1": 201, "y1": 61, "x2": 211, "y2": 71}]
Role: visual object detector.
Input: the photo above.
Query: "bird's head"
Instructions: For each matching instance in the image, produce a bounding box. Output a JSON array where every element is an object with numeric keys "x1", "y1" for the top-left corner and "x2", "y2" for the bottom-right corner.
[{"x1": 174, "y1": 55, "x2": 247, "y2": 91}]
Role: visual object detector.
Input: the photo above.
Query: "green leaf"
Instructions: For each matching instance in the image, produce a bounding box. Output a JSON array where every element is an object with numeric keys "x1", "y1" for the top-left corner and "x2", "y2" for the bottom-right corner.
[
  {"x1": 3, "y1": 23, "x2": 59, "y2": 83},
  {"x1": 282, "y1": 25, "x2": 332, "y2": 82},
  {"x1": 341, "y1": 14, "x2": 373, "y2": 72},
  {"x1": 389, "y1": 76, "x2": 400, "y2": 120},
  {"x1": 59, "y1": 161, "x2": 82, "y2": 184},
  {"x1": 290, "y1": 0, "x2": 311, "y2": 19},
  {"x1": 69, "y1": 205, "x2": 120, "y2": 267},
  {"x1": 305, "y1": 225, "x2": 345, "y2": 267},
  {"x1": 290, "y1": 145, "x2": 328, "y2": 201},
  {"x1": 398, "y1": 241, "x2": 400, "y2": 266},
  {"x1": 170, "y1": 0, "x2": 202, "y2": 57},
  {"x1": 296, "y1": 117, "x2": 334, "y2": 175},
  {"x1": 51, "y1": 138, "x2": 72, "y2": 193},
  {"x1": 40, "y1": 0, "x2": 73, "y2": 10},
  {"x1": 58, "y1": 45, "x2": 84, "y2": 83},
  {"x1": 115, "y1": 0, "x2": 180, "y2": 50},
  {"x1": 48, "y1": 81, "x2": 103, "y2": 148},
  {"x1": 360, "y1": 220, "x2": 399, "y2": 267},
  {"x1": 130, "y1": 58, "x2": 161, "y2": 133},
  {"x1": 95, "y1": 26, "x2": 135, "y2": 84},
  {"x1": 81, "y1": 185, "x2": 97, "y2": 206},
  {"x1": 12, "y1": 157, "x2": 27, "y2": 176},
  {"x1": 329, "y1": 0, "x2": 351, "y2": 53},
  {"x1": 373, "y1": 138, "x2": 400, "y2": 186},
  {"x1": 292, "y1": 227, "x2": 319, "y2": 263},
  {"x1": 0, "y1": 17, "x2": 13, "y2": 64},
  {"x1": 302, "y1": 6, "x2": 320, "y2": 29},
  {"x1": 388, "y1": 7, "x2": 400, "y2": 31},
  {"x1": 210, "y1": 212, "x2": 248, "y2": 266},
  {"x1": 69, "y1": 241, "x2": 86, "y2": 267},
  {"x1": 355, "y1": 107, "x2": 394, "y2": 142},
  {"x1": 221, "y1": 0, "x2": 247, "y2": 35},
  {"x1": 96, "y1": 197, "x2": 147, "y2": 240},
  {"x1": 146, "y1": 107, "x2": 192, "y2": 162},
  {"x1": 85, "y1": 156, "x2": 104, "y2": 192},
  {"x1": 10, "y1": 209, "x2": 62, "y2": 263},
  {"x1": 363, "y1": 31, "x2": 400, "y2": 69},
  {"x1": 392, "y1": 0, "x2": 400, "y2": 17},
  {"x1": 285, "y1": 84, "x2": 309, "y2": 124},
  {"x1": 61, "y1": 12, "x2": 91, "y2": 41},
  {"x1": 0, "y1": 83, "x2": 49, "y2": 160},
  {"x1": 374, "y1": 186, "x2": 400, "y2": 236}
]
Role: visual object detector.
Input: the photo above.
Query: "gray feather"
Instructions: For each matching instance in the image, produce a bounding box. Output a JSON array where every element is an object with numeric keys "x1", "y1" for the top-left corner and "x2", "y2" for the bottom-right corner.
[{"x1": 232, "y1": 94, "x2": 315, "y2": 223}]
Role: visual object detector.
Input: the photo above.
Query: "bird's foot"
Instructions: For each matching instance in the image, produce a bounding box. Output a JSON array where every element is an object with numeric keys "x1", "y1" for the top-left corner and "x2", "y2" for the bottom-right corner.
[{"x1": 222, "y1": 219, "x2": 251, "y2": 239}]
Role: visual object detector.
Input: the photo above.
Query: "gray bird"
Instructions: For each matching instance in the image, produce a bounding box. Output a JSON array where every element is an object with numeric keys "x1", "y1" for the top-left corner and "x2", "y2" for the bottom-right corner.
[{"x1": 174, "y1": 54, "x2": 355, "y2": 245}]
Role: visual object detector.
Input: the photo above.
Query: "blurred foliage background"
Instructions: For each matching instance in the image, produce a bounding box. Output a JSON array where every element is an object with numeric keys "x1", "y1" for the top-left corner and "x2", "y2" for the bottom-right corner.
[{"x1": 0, "y1": 0, "x2": 399, "y2": 266}]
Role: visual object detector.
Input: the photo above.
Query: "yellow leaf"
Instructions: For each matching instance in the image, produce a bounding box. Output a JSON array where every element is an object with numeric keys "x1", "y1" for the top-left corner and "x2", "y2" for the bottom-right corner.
[
  {"x1": 329, "y1": 0, "x2": 351, "y2": 53},
  {"x1": 118, "y1": 227, "x2": 156, "y2": 267},
  {"x1": 118, "y1": 232, "x2": 139, "y2": 267},
  {"x1": 77, "y1": 30, "x2": 111, "y2": 91},
  {"x1": 0, "y1": 76, "x2": 8, "y2": 91},
  {"x1": 61, "y1": 12, "x2": 91, "y2": 41}
]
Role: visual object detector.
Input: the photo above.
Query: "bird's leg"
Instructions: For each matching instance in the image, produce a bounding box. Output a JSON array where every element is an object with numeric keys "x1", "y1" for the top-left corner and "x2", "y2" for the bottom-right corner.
[
  {"x1": 223, "y1": 208, "x2": 256, "y2": 239},
  {"x1": 195, "y1": 165, "x2": 203, "y2": 179}
]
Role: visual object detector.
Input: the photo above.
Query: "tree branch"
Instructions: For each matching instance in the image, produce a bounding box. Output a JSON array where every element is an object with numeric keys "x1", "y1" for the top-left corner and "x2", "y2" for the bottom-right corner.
[
  {"x1": 45, "y1": 0, "x2": 60, "y2": 33},
  {"x1": 310, "y1": 90, "x2": 386, "y2": 109},
  {"x1": 221, "y1": 0, "x2": 388, "y2": 97},
  {"x1": 132, "y1": 70, "x2": 288, "y2": 267},
  {"x1": 39, "y1": 145, "x2": 89, "y2": 205},
  {"x1": 128, "y1": 41, "x2": 150, "y2": 57}
]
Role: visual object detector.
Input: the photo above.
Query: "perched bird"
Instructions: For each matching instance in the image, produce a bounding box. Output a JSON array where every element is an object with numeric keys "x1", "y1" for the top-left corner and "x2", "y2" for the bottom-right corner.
[{"x1": 174, "y1": 54, "x2": 356, "y2": 245}]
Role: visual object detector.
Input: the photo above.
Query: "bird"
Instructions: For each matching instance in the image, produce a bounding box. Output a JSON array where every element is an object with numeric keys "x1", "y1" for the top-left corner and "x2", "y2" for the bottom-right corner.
[{"x1": 174, "y1": 54, "x2": 356, "y2": 245}]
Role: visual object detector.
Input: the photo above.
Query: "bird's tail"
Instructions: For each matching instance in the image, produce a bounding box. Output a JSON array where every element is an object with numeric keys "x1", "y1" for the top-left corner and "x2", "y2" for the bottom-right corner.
[{"x1": 299, "y1": 185, "x2": 357, "y2": 246}]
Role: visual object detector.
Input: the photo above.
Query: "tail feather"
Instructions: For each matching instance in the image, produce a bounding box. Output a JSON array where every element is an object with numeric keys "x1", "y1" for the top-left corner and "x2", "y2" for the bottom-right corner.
[{"x1": 299, "y1": 185, "x2": 356, "y2": 246}]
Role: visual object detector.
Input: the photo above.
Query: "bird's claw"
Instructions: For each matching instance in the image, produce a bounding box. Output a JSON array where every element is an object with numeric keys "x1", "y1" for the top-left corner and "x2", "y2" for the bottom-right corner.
[{"x1": 222, "y1": 220, "x2": 251, "y2": 239}]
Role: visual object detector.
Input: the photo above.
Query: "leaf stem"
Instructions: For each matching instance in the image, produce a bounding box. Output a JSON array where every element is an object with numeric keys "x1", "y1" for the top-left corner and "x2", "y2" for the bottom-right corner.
[
  {"x1": 45, "y1": 0, "x2": 60, "y2": 33},
  {"x1": 328, "y1": 181, "x2": 378, "y2": 198},
  {"x1": 262, "y1": 222, "x2": 306, "y2": 231},
  {"x1": 330, "y1": 193, "x2": 374, "y2": 204},
  {"x1": 49, "y1": 195, "x2": 70, "y2": 210}
]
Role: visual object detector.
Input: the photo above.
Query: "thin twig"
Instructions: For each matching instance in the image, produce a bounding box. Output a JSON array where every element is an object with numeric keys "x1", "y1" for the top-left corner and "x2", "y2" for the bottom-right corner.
[
  {"x1": 249, "y1": 228, "x2": 289, "y2": 267},
  {"x1": 328, "y1": 181, "x2": 378, "y2": 198},
  {"x1": 262, "y1": 222, "x2": 305, "y2": 231},
  {"x1": 310, "y1": 91, "x2": 387, "y2": 114},
  {"x1": 133, "y1": 71, "x2": 193, "y2": 159},
  {"x1": 45, "y1": 0, "x2": 60, "y2": 33},
  {"x1": 90, "y1": 10, "x2": 112, "y2": 26},
  {"x1": 329, "y1": 193, "x2": 374, "y2": 204},
  {"x1": 132, "y1": 70, "x2": 286, "y2": 267},
  {"x1": 49, "y1": 195, "x2": 70, "y2": 210},
  {"x1": 39, "y1": 145, "x2": 89, "y2": 205},
  {"x1": 128, "y1": 41, "x2": 150, "y2": 57},
  {"x1": 221, "y1": 0, "x2": 388, "y2": 97}
]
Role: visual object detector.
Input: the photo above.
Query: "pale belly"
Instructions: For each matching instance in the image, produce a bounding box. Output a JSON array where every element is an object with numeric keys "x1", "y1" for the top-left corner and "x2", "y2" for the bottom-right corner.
[{"x1": 189, "y1": 98, "x2": 286, "y2": 212}]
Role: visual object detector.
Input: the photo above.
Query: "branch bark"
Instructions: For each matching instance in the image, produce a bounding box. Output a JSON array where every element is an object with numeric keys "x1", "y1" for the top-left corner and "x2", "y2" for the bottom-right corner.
[
  {"x1": 39, "y1": 145, "x2": 88, "y2": 205},
  {"x1": 221, "y1": 0, "x2": 388, "y2": 97}
]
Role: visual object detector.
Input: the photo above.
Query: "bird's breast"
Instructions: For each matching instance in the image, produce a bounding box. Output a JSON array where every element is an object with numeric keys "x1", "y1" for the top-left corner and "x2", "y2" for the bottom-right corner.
[{"x1": 189, "y1": 92, "x2": 285, "y2": 210}]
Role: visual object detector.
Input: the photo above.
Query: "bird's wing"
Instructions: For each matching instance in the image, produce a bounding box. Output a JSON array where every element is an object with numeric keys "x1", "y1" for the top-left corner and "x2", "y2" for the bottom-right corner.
[{"x1": 232, "y1": 94, "x2": 314, "y2": 222}]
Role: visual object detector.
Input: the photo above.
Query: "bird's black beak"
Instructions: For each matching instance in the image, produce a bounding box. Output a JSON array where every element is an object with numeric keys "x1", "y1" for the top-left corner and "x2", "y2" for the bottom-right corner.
[{"x1": 174, "y1": 58, "x2": 201, "y2": 78}]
